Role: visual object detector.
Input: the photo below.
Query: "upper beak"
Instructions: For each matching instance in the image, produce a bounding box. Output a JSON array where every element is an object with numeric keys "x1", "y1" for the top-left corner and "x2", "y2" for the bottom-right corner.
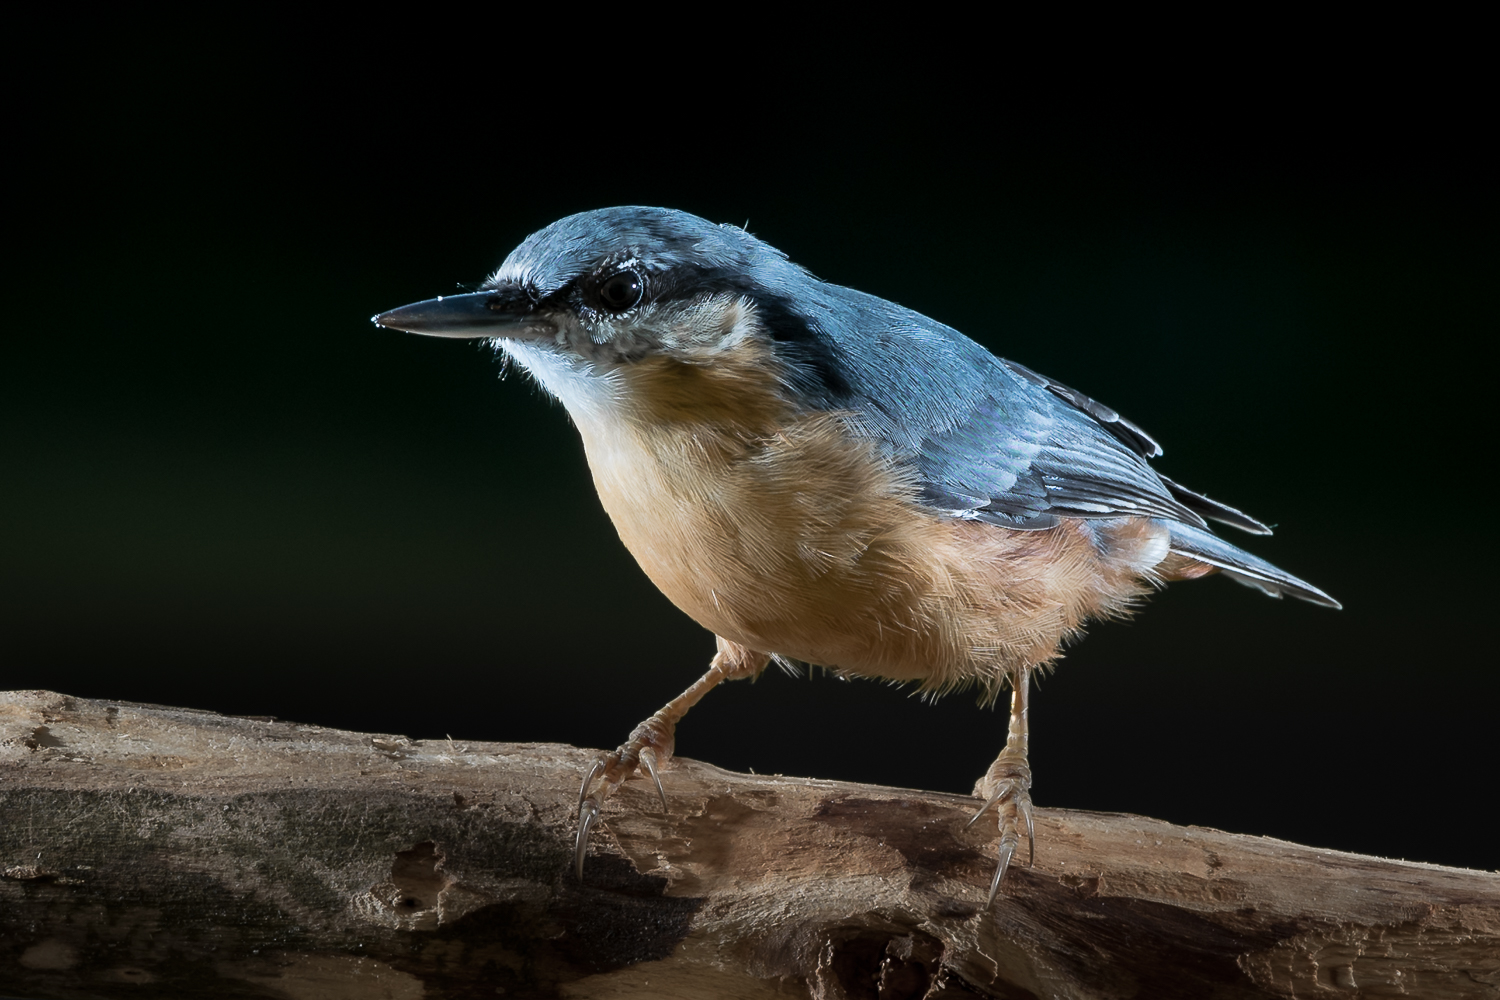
[{"x1": 371, "y1": 290, "x2": 539, "y2": 339}]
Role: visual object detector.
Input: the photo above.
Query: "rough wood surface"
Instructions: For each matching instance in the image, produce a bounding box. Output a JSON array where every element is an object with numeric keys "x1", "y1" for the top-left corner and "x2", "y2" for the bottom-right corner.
[{"x1": 2, "y1": 690, "x2": 1496, "y2": 999}]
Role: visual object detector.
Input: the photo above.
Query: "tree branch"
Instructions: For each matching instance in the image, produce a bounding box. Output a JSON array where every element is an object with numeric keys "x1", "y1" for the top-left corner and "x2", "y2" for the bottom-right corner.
[{"x1": 2, "y1": 690, "x2": 1496, "y2": 999}]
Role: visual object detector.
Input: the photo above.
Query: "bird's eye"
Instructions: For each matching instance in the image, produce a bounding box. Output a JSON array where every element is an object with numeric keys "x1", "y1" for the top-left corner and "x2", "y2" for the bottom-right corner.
[{"x1": 597, "y1": 270, "x2": 643, "y2": 312}]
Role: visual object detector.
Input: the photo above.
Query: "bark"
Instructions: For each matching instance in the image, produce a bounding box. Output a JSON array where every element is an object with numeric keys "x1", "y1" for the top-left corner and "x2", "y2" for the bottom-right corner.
[{"x1": 2, "y1": 690, "x2": 1496, "y2": 1000}]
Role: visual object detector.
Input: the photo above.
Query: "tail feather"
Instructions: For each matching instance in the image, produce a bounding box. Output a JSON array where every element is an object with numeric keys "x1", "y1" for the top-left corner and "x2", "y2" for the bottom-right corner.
[{"x1": 1163, "y1": 520, "x2": 1341, "y2": 609}]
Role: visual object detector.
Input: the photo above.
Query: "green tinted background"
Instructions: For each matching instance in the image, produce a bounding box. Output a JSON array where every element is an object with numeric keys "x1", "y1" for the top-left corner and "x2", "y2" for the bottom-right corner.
[{"x1": 6, "y1": 44, "x2": 1493, "y2": 871}]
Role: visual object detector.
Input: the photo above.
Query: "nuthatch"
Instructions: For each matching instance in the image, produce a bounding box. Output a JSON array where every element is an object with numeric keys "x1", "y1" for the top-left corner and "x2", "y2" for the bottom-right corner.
[{"x1": 374, "y1": 207, "x2": 1339, "y2": 903}]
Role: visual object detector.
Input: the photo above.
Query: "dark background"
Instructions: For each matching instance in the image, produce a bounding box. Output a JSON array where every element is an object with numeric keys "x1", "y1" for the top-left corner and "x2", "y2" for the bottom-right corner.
[{"x1": 6, "y1": 33, "x2": 1494, "y2": 872}]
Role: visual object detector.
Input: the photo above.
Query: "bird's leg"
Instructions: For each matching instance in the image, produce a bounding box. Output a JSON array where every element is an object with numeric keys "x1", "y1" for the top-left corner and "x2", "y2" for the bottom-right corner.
[
  {"x1": 968, "y1": 664, "x2": 1034, "y2": 904},
  {"x1": 576, "y1": 637, "x2": 770, "y2": 879}
]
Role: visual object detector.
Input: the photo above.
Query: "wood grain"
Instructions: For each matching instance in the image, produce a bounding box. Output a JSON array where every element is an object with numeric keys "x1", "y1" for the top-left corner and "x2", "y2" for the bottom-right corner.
[{"x1": 3, "y1": 690, "x2": 1496, "y2": 999}]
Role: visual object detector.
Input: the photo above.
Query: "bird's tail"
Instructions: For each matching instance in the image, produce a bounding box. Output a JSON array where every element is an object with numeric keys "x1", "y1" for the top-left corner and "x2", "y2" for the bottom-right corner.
[{"x1": 1161, "y1": 520, "x2": 1341, "y2": 609}]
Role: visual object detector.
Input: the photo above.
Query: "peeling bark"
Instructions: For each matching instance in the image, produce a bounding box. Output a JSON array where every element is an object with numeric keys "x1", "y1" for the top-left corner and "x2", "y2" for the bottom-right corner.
[{"x1": 2, "y1": 690, "x2": 1496, "y2": 999}]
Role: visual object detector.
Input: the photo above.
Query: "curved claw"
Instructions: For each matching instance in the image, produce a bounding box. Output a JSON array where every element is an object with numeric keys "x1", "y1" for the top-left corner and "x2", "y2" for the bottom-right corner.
[
  {"x1": 575, "y1": 798, "x2": 602, "y2": 880},
  {"x1": 639, "y1": 747, "x2": 668, "y2": 813},
  {"x1": 1021, "y1": 795, "x2": 1035, "y2": 868},
  {"x1": 966, "y1": 781, "x2": 1012, "y2": 829},
  {"x1": 986, "y1": 837, "x2": 1018, "y2": 907}
]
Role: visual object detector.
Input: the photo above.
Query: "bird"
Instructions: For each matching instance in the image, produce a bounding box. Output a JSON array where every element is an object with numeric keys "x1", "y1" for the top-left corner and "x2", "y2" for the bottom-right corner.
[{"x1": 372, "y1": 206, "x2": 1339, "y2": 904}]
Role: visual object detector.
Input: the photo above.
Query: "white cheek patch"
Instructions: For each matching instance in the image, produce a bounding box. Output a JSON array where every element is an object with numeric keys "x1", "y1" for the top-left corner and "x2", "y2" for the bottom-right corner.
[
  {"x1": 491, "y1": 294, "x2": 766, "y2": 425},
  {"x1": 654, "y1": 295, "x2": 761, "y2": 360},
  {"x1": 493, "y1": 339, "x2": 623, "y2": 423}
]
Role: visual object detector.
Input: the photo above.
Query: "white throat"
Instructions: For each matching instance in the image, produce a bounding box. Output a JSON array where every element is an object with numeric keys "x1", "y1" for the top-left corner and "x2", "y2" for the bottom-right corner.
[{"x1": 493, "y1": 338, "x2": 624, "y2": 425}]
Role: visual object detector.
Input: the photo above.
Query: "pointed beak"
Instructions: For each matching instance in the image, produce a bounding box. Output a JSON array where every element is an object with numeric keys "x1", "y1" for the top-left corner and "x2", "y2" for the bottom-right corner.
[{"x1": 371, "y1": 290, "x2": 541, "y2": 340}]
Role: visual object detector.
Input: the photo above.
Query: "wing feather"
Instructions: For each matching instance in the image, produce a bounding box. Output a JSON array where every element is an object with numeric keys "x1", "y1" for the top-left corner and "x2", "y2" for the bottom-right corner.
[{"x1": 792, "y1": 284, "x2": 1260, "y2": 534}]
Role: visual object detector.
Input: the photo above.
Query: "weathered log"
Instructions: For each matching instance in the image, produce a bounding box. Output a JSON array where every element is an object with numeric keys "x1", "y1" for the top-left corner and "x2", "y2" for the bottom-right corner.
[{"x1": 1, "y1": 689, "x2": 1495, "y2": 999}]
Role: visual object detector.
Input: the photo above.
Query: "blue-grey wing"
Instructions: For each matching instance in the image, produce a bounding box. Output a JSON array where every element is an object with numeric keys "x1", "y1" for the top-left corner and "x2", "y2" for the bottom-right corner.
[
  {"x1": 789, "y1": 284, "x2": 1267, "y2": 533},
  {"x1": 912, "y1": 361, "x2": 1207, "y2": 530}
]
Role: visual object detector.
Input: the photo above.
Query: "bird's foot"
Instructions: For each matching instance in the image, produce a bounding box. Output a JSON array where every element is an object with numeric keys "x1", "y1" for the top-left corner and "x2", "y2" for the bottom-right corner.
[
  {"x1": 571, "y1": 639, "x2": 769, "y2": 883},
  {"x1": 968, "y1": 749, "x2": 1034, "y2": 904},
  {"x1": 575, "y1": 711, "x2": 675, "y2": 879}
]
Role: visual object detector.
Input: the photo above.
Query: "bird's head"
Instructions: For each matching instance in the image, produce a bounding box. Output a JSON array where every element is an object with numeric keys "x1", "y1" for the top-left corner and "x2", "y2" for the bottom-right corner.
[{"x1": 374, "y1": 207, "x2": 822, "y2": 422}]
